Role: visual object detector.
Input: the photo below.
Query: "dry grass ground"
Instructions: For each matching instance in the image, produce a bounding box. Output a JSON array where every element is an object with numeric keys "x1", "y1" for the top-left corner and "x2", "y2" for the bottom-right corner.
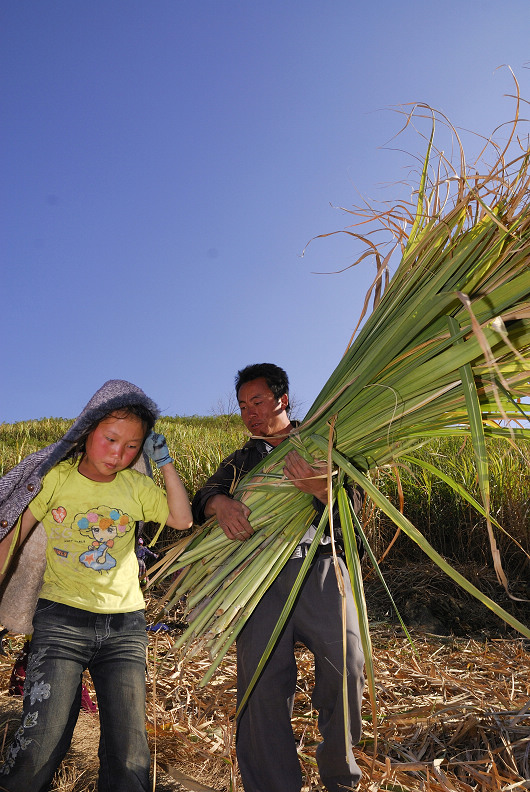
[{"x1": 0, "y1": 568, "x2": 528, "y2": 792}]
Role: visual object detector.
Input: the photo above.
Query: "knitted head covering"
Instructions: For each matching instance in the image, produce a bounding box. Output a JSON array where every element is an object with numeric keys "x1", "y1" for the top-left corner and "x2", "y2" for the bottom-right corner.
[{"x1": 0, "y1": 379, "x2": 160, "y2": 540}]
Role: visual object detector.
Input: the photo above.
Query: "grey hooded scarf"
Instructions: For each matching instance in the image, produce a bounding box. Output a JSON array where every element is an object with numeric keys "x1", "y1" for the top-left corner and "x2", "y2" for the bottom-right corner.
[{"x1": 0, "y1": 379, "x2": 160, "y2": 634}]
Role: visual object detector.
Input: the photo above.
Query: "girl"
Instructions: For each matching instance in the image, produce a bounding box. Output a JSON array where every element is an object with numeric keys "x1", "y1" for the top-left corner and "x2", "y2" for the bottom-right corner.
[{"x1": 0, "y1": 380, "x2": 192, "y2": 792}]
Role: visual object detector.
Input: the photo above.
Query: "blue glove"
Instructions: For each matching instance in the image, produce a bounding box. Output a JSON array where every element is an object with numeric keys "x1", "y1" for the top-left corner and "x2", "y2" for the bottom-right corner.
[{"x1": 143, "y1": 431, "x2": 173, "y2": 468}]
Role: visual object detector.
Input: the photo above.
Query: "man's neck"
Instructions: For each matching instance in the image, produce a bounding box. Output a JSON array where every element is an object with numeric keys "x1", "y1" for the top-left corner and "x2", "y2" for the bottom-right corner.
[{"x1": 264, "y1": 421, "x2": 293, "y2": 447}]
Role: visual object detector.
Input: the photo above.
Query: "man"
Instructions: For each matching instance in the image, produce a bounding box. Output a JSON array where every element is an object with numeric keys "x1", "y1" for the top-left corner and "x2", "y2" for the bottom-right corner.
[{"x1": 192, "y1": 363, "x2": 364, "y2": 792}]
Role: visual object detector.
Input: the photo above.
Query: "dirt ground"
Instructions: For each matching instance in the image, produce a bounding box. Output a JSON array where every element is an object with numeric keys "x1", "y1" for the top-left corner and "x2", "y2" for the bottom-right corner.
[{"x1": 0, "y1": 564, "x2": 528, "y2": 791}]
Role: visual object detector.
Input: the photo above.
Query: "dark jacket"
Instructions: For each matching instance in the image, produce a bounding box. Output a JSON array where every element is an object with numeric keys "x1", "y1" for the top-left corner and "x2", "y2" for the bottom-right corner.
[{"x1": 192, "y1": 434, "x2": 364, "y2": 553}]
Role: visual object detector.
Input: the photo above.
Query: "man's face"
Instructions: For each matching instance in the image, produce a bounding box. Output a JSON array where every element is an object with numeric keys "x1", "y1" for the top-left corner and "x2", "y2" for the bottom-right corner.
[{"x1": 237, "y1": 377, "x2": 290, "y2": 442}]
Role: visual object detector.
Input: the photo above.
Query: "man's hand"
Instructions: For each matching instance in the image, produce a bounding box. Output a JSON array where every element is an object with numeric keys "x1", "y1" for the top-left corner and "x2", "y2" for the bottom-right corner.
[
  {"x1": 205, "y1": 494, "x2": 254, "y2": 541},
  {"x1": 283, "y1": 450, "x2": 328, "y2": 504}
]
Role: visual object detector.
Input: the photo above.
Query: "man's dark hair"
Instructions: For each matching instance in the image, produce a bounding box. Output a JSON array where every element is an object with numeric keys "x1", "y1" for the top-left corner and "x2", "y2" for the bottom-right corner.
[{"x1": 235, "y1": 363, "x2": 290, "y2": 413}]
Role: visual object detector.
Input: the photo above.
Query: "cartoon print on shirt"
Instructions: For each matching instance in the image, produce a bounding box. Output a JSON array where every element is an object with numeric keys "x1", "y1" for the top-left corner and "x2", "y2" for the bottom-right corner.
[{"x1": 76, "y1": 507, "x2": 133, "y2": 571}]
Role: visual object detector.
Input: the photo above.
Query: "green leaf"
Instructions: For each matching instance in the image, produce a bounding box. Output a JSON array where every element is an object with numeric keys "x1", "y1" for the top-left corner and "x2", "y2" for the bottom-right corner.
[
  {"x1": 311, "y1": 436, "x2": 530, "y2": 639},
  {"x1": 234, "y1": 507, "x2": 330, "y2": 715}
]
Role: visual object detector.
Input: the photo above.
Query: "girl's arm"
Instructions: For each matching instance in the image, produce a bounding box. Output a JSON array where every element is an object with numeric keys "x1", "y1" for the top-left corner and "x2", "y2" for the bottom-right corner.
[
  {"x1": 143, "y1": 431, "x2": 193, "y2": 531},
  {"x1": 0, "y1": 506, "x2": 38, "y2": 581},
  {"x1": 159, "y1": 463, "x2": 193, "y2": 531}
]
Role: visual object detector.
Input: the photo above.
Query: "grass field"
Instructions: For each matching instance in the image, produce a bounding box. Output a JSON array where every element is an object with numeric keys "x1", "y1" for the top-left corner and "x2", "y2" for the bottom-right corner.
[
  {"x1": 2, "y1": 415, "x2": 528, "y2": 571},
  {"x1": 0, "y1": 415, "x2": 529, "y2": 790}
]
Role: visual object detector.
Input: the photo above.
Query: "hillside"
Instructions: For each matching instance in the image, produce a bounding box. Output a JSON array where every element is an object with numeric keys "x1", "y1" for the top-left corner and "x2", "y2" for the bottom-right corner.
[{"x1": 0, "y1": 416, "x2": 529, "y2": 790}]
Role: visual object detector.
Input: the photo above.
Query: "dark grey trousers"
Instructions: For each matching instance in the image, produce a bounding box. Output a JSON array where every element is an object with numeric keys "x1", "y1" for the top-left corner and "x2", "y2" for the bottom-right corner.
[{"x1": 236, "y1": 554, "x2": 364, "y2": 792}]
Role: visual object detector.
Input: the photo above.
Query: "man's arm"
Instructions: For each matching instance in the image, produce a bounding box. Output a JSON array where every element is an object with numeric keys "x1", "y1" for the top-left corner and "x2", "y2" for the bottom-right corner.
[
  {"x1": 283, "y1": 449, "x2": 363, "y2": 512},
  {"x1": 283, "y1": 449, "x2": 364, "y2": 555},
  {"x1": 283, "y1": 450, "x2": 328, "y2": 503},
  {"x1": 198, "y1": 448, "x2": 327, "y2": 542},
  {"x1": 203, "y1": 493, "x2": 253, "y2": 541},
  {"x1": 192, "y1": 446, "x2": 261, "y2": 541}
]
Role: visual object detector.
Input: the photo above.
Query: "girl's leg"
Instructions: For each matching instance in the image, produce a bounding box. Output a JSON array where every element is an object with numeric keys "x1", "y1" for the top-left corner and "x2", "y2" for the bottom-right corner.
[
  {"x1": 88, "y1": 610, "x2": 150, "y2": 792},
  {"x1": 0, "y1": 600, "x2": 85, "y2": 792}
]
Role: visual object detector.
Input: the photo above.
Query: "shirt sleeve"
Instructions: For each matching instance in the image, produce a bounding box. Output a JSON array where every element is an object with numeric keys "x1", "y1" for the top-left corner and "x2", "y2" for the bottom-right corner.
[
  {"x1": 191, "y1": 445, "x2": 264, "y2": 525},
  {"x1": 136, "y1": 475, "x2": 170, "y2": 527},
  {"x1": 191, "y1": 452, "x2": 240, "y2": 525},
  {"x1": 27, "y1": 466, "x2": 60, "y2": 522}
]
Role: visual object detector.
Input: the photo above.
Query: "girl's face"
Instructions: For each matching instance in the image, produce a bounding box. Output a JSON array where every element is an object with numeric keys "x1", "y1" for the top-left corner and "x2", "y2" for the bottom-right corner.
[
  {"x1": 79, "y1": 413, "x2": 146, "y2": 482},
  {"x1": 92, "y1": 523, "x2": 117, "y2": 543}
]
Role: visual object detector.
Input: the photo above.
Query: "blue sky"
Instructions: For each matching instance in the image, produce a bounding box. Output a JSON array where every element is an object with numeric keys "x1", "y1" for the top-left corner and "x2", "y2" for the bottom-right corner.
[{"x1": 2, "y1": 1, "x2": 529, "y2": 423}]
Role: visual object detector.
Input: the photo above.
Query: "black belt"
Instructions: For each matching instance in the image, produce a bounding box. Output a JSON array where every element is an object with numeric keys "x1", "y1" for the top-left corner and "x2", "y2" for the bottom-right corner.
[{"x1": 290, "y1": 543, "x2": 342, "y2": 560}]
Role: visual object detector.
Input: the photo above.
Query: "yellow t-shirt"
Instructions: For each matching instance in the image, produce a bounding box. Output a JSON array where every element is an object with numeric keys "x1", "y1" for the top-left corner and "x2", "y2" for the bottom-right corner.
[{"x1": 29, "y1": 460, "x2": 170, "y2": 613}]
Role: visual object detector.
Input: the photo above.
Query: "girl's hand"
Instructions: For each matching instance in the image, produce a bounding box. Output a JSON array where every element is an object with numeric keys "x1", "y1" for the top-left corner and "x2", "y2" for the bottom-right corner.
[
  {"x1": 143, "y1": 431, "x2": 172, "y2": 468},
  {"x1": 143, "y1": 432, "x2": 192, "y2": 531}
]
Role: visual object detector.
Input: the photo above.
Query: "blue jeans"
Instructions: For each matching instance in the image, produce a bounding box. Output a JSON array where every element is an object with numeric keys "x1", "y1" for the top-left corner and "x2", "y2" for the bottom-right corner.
[{"x1": 0, "y1": 599, "x2": 151, "y2": 792}]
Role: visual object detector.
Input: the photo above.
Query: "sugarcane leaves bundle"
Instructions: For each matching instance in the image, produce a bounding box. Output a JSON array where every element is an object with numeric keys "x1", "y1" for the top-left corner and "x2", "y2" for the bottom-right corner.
[{"x1": 150, "y1": 87, "x2": 530, "y2": 682}]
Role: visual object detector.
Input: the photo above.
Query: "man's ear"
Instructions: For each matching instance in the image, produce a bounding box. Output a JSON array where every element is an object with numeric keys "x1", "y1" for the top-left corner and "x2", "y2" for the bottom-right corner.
[{"x1": 280, "y1": 393, "x2": 289, "y2": 410}]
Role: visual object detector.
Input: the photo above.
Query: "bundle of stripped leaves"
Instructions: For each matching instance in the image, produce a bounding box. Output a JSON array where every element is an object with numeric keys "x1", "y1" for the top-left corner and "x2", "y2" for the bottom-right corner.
[{"x1": 149, "y1": 85, "x2": 530, "y2": 703}]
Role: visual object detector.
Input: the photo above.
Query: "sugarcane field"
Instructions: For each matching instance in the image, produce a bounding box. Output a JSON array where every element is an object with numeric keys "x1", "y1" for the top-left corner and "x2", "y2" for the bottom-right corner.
[
  {"x1": 1, "y1": 423, "x2": 529, "y2": 791},
  {"x1": 1, "y1": 92, "x2": 530, "y2": 791}
]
